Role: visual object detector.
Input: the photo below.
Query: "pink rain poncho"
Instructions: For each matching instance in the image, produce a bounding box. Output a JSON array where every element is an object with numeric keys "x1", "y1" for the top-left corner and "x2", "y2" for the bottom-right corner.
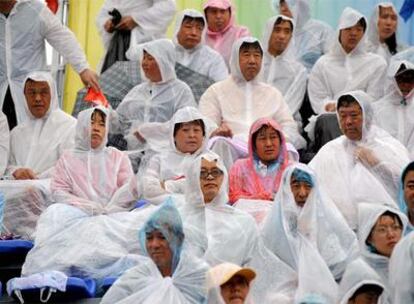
[
  {"x1": 203, "y1": 0, "x2": 250, "y2": 66},
  {"x1": 51, "y1": 106, "x2": 135, "y2": 214},
  {"x1": 229, "y1": 118, "x2": 289, "y2": 204}
]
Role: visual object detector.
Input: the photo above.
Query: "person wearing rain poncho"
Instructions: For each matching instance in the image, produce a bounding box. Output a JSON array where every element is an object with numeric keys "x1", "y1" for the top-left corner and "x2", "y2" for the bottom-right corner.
[
  {"x1": 0, "y1": 111, "x2": 9, "y2": 176},
  {"x1": 374, "y1": 59, "x2": 414, "y2": 157},
  {"x1": 173, "y1": 9, "x2": 228, "y2": 82},
  {"x1": 115, "y1": 39, "x2": 196, "y2": 151},
  {"x1": 100, "y1": 200, "x2": 209, "y2": 304},
  {"x1": 140, "y1": 107, "x2": 214, "y2": 205},
  {"x1": 199, "y1": 36, "x2": 305, "y2": 170},
  {"x1": 261, "y1": 163, "x2": 359, "y2": 281},
  {"x1": 308, "y1": 7, "x2": 387, "y2": 116},
  {"x1": 228, "y1": 118, "x2": 290, "y2": 225},
  {"x1": 367, "y1": 3, "x2": 406, "y2": 63},
  {"x1": 203, "y1": 0, "x2": 250, "y2": 67},
  {"x1": 338, "y1": 258, "x2": 385, "y2": 304},
  {"x1": 272, "y1": 0, "x2": 334, "y2": 71},
  {"x1": 261, "y1": 14, "x2": 307, "y2": 125},
  {"x1": 398, "y1": 161, "x2": 414, "y2": 233},
  {"x1": 309, "y1": 91, "x2": 409, "y2": 230},
  {"x1": 357, "y1": 203, "x2": 408, "y2": 302}
]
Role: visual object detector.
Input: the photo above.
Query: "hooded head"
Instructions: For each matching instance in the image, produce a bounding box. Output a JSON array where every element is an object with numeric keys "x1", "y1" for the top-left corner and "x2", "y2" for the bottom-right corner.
[
  {"x1": 140, "y1": 39, "x2": 177, "y2": 83},
  {"x1": 174, "y1": 9, "x2": 207, "y2": 50},
  {"x1": 262, "y1": 15, "x2": 295, "y2": 58},
  {"x1": 203, "y1": 0, "x2": 234, "y2": 34},
  {"x1": 75, "y1": 106, "x2": 109, "y2": 152},
  {"x1": 398, "y1": 161, "x2": 414, "y2": 224},
  {"x1": 23, "y1": 71, "x2": 58, "y2": 120},
  {"x1": 368, "y1": 3, "x2": 399, "y2": 53},
  {"x1": 230, "y1": 36, "x2": 264, "y2": 82},
  {"x1": 387, "y1": 59, "x2": 414, "y2": 99},
  {"x1": 272, "y1": 0, "x2": 311, "y2": 31}
]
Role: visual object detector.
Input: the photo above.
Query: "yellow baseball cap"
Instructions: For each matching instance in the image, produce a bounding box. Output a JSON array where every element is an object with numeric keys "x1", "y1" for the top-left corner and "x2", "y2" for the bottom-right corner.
[{"x1": 207, "y1": 263, "x2": 256, "y2": 289}]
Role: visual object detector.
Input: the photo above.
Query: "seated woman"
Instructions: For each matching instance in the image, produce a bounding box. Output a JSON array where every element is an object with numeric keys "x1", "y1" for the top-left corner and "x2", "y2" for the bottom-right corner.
[
  {"x1": 140, "y1": 107, "x2": 213, "y2": 205},
  {"x1": 357, "y1": 203, "x2": 408, "y2": 300},
  {"x1": 101, "y1": 199, "x2": 209, "y2": 304},
  {"x1": 262, "y1": 163, "x2": 359, "y2": 280}
]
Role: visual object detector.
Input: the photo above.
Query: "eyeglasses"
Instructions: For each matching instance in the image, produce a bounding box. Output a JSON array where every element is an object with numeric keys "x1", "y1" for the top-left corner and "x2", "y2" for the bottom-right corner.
[
  {"x1": 373, "y1": 224, "x2": 402, "y2": 236},
  {"x1": 200, "y1": 168, "x2": 223, "y2": 180}
]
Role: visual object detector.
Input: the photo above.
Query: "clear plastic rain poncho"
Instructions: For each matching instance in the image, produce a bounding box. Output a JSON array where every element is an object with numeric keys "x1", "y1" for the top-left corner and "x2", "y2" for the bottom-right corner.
[
  {"x1": 308, "y1": 7, "x2": 387, "y2": 114},
  {"x1": 261, "y1": 15, "x2": 307, "y2": 124},
  {"x1": 7, "y1": 72, "x2": 77, "y2": 178},
  {"x1": 140, "y1": 107, "x2": 215, "y2": 205},
  {"x1": 0, "y1": 0, "x2": 89, "y2": 124},
  {"x1": 337, "y1": 258, "x2": 386, "y2": 304},
  {"x1": 367, "y1": 2, "x2": 406, "y2": 63},
  {"x1": 101, "y1": 199, "x2": 209, "y2": 304},
  {"x1": 262, "y1": 163, "x2": 358, "y2": 280},
  {"x1": 374, "y1": 59, "x2": 414, "y2": 158},
  {"x1": 388, "y1": 232, "x2": 414, "y2": 304},
  {"x1": 96, "y1": 0, "x2": 176, "y2": 52},
  {"x1": 309, "y1": 90, "x2": 410, "y2": 230},
  {"x1": 115, "y1": 39, "x2": 196, "y2": 150},
  {"x1": 272, "y1": 0, "x2": 334, "y2": 71},
  {"x1": 357, "y1": 202, "x2": 408, "y2": 296},
  {"x1": 0, "y1": 112, "x2": 9, "y2": 176},
  {"x1": 203, "y1": 0, "x2": 250, "y2": 66},
  {"x1": 181, "y1": 151, "x2": 297, "y2": 303},
  {"x1": 173, "y1": 9, "x2": 228, "y2": 82},
  {"x1": 397, "y1": 161, "x2": 414, "y2": 233}
]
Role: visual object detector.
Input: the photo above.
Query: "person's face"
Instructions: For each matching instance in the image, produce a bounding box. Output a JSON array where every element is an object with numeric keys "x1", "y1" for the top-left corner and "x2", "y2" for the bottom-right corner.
[
  {"x1": 24, "y1": 80, "x2": 51, "y2": 119},
  {"x1": 146, "y1": 229, "x2": 173, "y2": 273},
  {"x1": 404, "y1": 171, "x2": 414, "y2": 213},
  {"x1": 90, "y1": 111, "x2": 106, "y2": 149},
  {"x1": 349, "y1": 291, "x2": 381, "y2": 304},
  {"x1": 338, "y1": 103, "x2": 364, "y2": 141},
  {"x1": 239, "y1": 46, "x2": 262, "y2": 81},
  {"x1": 268, "y1": 20, "x2": 292, "y2": 56},
  {"x1": 279, "y1": 1, "x2": 293, "y2": 18},
  {"x1": 205, "y1": 7, "x2": 231, "y2": 32},
  {"x1": 141, "y1": 51, "x2": 162, "y2": 83},
  {"x1": 200, "y1": 158, "x2": 224, "y2": 204},
  {"x1": 339, "y1": 23, "x2": 365, "y2": 53},
  {"x1": 290, "y1": 176, "x2": 312, "y2": 207},
  {"x1": 377, "y1": 6, "x2": 397, "y2": 42},
  {"x1": 254, "y1": 126, "x2": 280, "y2": 165},
  {"x1": 174, "y1": 122, "x2": 204, "y2": 154},
  {"x1": 220, "y1": 275, "x2": 250, "y2": 304},
  {"x1": 177, "y1": 18, "x2": 204, "y2": 50},
  {"x1": 368, "y1": 215, "x2": 403, "y2": 257},
  {"x1": 395, "y1": 70, "x2": 414, "y2": 97}
]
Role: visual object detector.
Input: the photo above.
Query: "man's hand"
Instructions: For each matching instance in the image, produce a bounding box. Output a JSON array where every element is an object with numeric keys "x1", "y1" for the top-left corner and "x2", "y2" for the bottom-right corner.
[
  {"x1": 324, "y1": 102, "x2": 336, "y2": 112},
  {"x1": 13, "y1": 168, "x2": 37, "y2": 180},
  {"x1": 104, "y1": 19, "x2": 115, "y2": 33},
  {"x1": 134, "y1": 131, "x2": 146, "y2": 143},
  {"x1": 211, "y1": 123, "x2": 233, "y2": 138},
  {"x1": 80, "y1": 69, "x2": 101, "y2": 92},
  {"x1": 116, "y1": 16, "x2": 138, "y2": 31},
  {"x1": 354, "y1": 147, "x2": 379, "y2": 167}
]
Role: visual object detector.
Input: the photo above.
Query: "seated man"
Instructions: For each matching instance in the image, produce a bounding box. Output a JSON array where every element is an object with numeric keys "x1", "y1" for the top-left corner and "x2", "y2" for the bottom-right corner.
[
  {"x1": 262, "y1": 15, "x2": 307, "y2": 124},
  {"x1": 398, "y1": 161, "x2": 414, "y2": 232},
  {"x1": 174, "y1": 9, "x2": 228, "y2": 82},
  {"x1": 6, "y1": 72, "x2": 77, "y2": 180},
  {"x1": 0, "y1": 111, "x2": 9, "y2": 176},
  {"x1": 374, "y1": 59, "x2": 414, "y2": 157},
  {"x1": 273, "y1": 0, "x2": 334, "y2": 71},
  {"x1": 203, "y1": 0, "x2": 250, "y2": 66},
  {"x1": 101, "y1": 200, "x2": 209, "y2": 303},
  {"x1": 115, "y1": 39, "x2": 196, "y2": 151},
  {"x1": 199, "y1": 37, "x2": 305, "y2": 169},
  {"x1": 309, "y1": 91, "x2": 410, "y2": 230},
  {"x1": 207, "y1": 262, "x2": 256, "y2": 304}
]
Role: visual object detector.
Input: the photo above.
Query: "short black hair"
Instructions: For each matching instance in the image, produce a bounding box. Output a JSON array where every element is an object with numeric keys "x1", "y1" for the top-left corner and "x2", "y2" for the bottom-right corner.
[
  {"x1": 349, "y1": 284, "x2": 383, "y2": 300},
  {"x1": 357, "y1": 17, "x2": 367, "y2": 32},
  {"x1": 251, "y1": 124, "x2": 280, "y2": 152},
  {"x1": 337, "y1": 94, "x2": 361, "y2": 111},
  {"x1": 182, "y1": 15, "x2": 205, "y2": 28},
  {"x1": 91, "y1": 108, "x2": 107, "y2": 122},
  {"x1": 173, "y1": 119, "x2": 205, "y2": 137},
  {"x1": 274, "y1": 16, "x2": 293, "y2": 31},
  {"x1": 402, "y1": 161, "x2": 414, "y2": 185},
  {"x1": 239, "y1": 41, "x2": 263, "y2": 56}
]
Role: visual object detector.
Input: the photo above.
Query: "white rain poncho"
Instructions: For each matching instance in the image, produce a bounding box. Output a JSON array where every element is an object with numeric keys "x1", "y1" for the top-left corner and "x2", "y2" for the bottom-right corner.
[
  {"x1": 308, "y1": 7, "x2": 387, "y2": 114},
  {"x1": 272, "y1": 0, "x2": 334, "y2": 71},
  {"x1": 262, "y1": 15, "x2": 307, "y2": 124},
  {"x1": 101, "y1": 200, "x2": 209, "y2": 304},
  {"x1": 309, "y1": 90, "x2": 410, "y2": 230},
  {"x1": 181, "y1": 151, "x2": 297, "y2": 302},
  {"x1": 0, "y1": 0, "x2": 89, "y2": 124},
  {"x1": 367, "y1": 3, "x2": 406, "y2": 62},
  {"x1": 388, "y1": 232, "x2": 414, "y2": 303},
  {"x1": 338, "y1": 258, "x2": 386, "y2": 304},
  {"x1": 0, "y1": 111, "x2": 9, "y2": 176},
  {"x1": 140, "y1": 107, "x2": 215, "y2": 205},
  {"x1": 7, "y1": 72, "x2": 76, "y2": 179},
  {"x1": 374, "y1": 59, "x2": 414, "y2": 158},
  {"x1": 173, "y1": 9, "x2": 228, "y2": 82},
  {"x1": 115, "y1": 39, "x2": 196, "y2": 150},
  {"x1": 96, "y1": 0, "x2": 176, "y2": 54},
  {"x1": 357, "y1": 203, "x2": 408, "y2": 298},
  {"x1": 261, "y1": 163, "x2": 359, "y2": 280}
]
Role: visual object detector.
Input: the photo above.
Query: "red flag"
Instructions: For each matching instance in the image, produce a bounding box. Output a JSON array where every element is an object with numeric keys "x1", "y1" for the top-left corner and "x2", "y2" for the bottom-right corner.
[
  {"x1": 84, "y1": 88, "x2": 109, "y2": 108},
  {"x1": 45, "y1": 0, "x2": 59, "y2": 14}
]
